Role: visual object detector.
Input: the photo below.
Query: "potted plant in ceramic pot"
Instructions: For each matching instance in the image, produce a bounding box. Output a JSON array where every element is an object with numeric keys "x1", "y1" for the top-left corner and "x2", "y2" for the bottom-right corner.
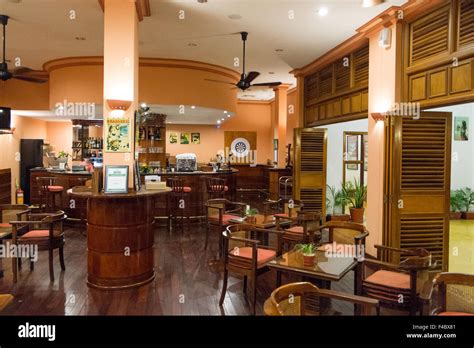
[
  {"x1": 327, "y1": 184, "x2": 351, "y2": 221},
  {"x1": 450, "y1": 190, "x2": 464, "y2": 220},
  {"x1": 458, "y1": 187, "x2": 474, "y2": 219},
  {"x1": 245, "y1": 206, "x2": 259, "y2": 224},
  {"x1": 295, "y1": 243, "x2": 318, "y2": 266},
  {"x1": 342, "y1": 179, "x2": 367, "y2": 224}
]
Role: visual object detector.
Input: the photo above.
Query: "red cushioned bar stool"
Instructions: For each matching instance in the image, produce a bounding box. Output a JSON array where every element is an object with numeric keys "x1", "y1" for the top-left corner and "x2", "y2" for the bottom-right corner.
[
  {"x1": 205, "y1": 177, "x2": 229, "y2": 199},
  {"x1": 37, "y1": 177, "x2": 64, "y2": 212},
  {"x1": 166, "y1": 177, "x2": 192, "y2": 232}
]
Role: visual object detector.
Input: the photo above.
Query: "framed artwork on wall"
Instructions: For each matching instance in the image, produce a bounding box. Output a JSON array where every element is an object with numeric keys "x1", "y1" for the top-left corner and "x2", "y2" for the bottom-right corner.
[
  {"x1": 191, "y1": 133, "x2": 200, "y2": 144},
  {"x1": 180, "y1": 132, "x2": 190, "y2": 144},
  {"x1": 454, "y1": 117, "x2": 469, "y2": 141},
  {"x1": 169, "y1": 132, "x2": 178, "y2": 144},
  {"x1": 105, "y1": 118, "x2": 131, "y2": 153},
  {"x1": 346, "y1": 135, "x2": 358, "y2": 170}
]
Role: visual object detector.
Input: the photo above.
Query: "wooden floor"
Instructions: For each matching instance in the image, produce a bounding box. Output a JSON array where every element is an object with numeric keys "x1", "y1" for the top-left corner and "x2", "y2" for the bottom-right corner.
[{"x1": 0, "y1": 220, "x2": 359, "y2": 316}]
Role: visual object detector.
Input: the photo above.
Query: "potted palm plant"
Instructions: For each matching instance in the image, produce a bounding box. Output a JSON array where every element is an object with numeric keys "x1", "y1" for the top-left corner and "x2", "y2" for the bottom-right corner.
[
  {"x1": 458, "y1": 187, "x2": 474, "y2": 219},
  {"x1": 327, "y1": 184, "x2": 350, "y2": 221},
  {"x1": 295, "y1": 243, "x2": 318, "y2": 266},
  {"x1": 450, "y1": 190, "x2": 464, "y2": 220},
  {"x1": 341, "y1": 179, "x2": 367, "y2": 224},
  {"x1": 245, "y1": 206, "x2": 259, "y2": 224}
]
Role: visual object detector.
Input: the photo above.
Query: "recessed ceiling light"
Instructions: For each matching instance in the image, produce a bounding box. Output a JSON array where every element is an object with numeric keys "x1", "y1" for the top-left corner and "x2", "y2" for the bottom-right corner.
[
  {"x1": 188, "y1": 43, "x2": 197, "y2": 47},
  {"x1": 75, "y1": 37, "x2": 86, "y2": 41},
  {"x1": 318, "y1": 7, "x2": 329, "y2": 16},
  {"x1": 228, "y1": 14, "x2": 242, "y2": 20},
  {"x1": 275, "y1": 49, "x2": 284, "y2": 52},
  {"x1": 140, "y1": 103, "x2": 147, "y2": 108},
  {"x1": 221, "y1": 118, "x2": 225, "y2": 121},
  {"x1": 227, "y1": 115, "x2": 231, "y2": 118},
  {"x1": 191, "y1": 106, "x2": 196, "y2": 109},
  {"x1": 269, "y1": 72, "x2": 275, "y2": 75},
  {"x1": 197, "y1": 0, "x2": 207, "y2": 3},
  {"x1": 217, "y1": 120, "x2": 221, "y2": 124},
  {"x1": 224, "y1": 110, "x2": 228, "y2": 114},
  {"x1": 361, "y1": 0, "x2": 384, "y2": 7}
]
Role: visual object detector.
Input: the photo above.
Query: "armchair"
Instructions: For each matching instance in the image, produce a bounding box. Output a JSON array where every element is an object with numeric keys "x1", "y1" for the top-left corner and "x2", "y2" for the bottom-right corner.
[
  {"x1": 430, "y1": 272, "x2": 474, "y2": 316},
  {"x1": 275, "y1": 210, "x2": 322, "y2": 250}
]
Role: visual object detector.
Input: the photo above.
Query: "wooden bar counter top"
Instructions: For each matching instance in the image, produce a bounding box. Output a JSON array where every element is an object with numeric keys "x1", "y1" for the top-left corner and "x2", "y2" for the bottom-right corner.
[{"x1": 68, "y1": 187, "x2": 171, "y2": 290}]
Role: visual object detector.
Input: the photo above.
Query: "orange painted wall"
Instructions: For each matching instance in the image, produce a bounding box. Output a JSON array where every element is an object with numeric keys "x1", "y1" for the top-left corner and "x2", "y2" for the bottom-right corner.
[
  {"x1": 166, "y1": 101, "x2": 273, "y2": 164},
  {"x1": 286, "y1": 89, "x2": 297, "y2": 147},
  {"x1": 0, "y1": 80, "x2": 49, "y2": 110},
  {"x1": 46, "y1": 121, "x2": 73, "y2": 166}
]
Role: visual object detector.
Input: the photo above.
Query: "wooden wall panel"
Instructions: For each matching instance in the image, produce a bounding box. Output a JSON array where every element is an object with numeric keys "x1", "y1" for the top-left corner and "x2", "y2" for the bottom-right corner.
[{"x1": 0, "y1": 169, "x2": 11, "y2": 204}]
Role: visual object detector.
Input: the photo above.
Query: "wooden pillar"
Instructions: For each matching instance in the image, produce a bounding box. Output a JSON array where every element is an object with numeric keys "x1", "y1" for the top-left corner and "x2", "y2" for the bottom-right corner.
[
  {"x1": 295, "y1": 76, "x2": 305, "y2": 128},
  {"x1": 273, "y1": 84, "x2": 291, "y2": 166},
  {"x1": 103, "y1": 0, "x2": 139, "y2": 186}
]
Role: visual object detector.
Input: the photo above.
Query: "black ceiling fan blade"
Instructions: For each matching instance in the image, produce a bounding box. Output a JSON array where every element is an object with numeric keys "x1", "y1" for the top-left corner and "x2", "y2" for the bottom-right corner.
[
  {"x1": 204, "y1": 78, "x2": 236, "y2": 86},
  {"x1": 11, "y1": 67, "x2": 35, "y2": 74},
  {"x1": 12, "y1": 68, "x2": 48, "y2": 78},
  {"x1": 251, "y1": 82, "x2": 282, "y2": 87},
  {"x1": 244, "y1": 71, "x2": 260, "y2": 84},
  {"x1": 12, "y1": 75, "x2": 48, "y2": 83}
]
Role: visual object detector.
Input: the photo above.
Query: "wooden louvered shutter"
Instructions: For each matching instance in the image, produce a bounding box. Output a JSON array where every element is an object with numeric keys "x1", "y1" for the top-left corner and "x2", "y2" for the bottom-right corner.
[
  {"x1": 409, "y1": 5, "x2": 450, "y2": 65},
  {"x1": 459, "y1": 0, "x2": 474, "y2": 48},
  {"x1": 335, "y1": 59, "x2": 350, "y2": 92},
  {"x1": 318, "y1": 66, "x2": 333, "y2": 98},
  {"x1": 353, "y1": 45, "x2": 369, "y2": 87},
  {"x1": 293, "y1": 128, "x2": 327, "y2": 217},
  {"x1": 384, "y1": 112, "x2": 452, "y2": 271}
]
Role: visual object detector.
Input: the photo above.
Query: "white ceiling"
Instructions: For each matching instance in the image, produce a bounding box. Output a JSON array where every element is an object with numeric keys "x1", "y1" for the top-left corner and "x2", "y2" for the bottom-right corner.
[
  {"x1": 0, "y1": 0, "x2": 406, "y2": 102},
  {"x1": 12, "y1": 104, "x2": 235, "y2": 125}
]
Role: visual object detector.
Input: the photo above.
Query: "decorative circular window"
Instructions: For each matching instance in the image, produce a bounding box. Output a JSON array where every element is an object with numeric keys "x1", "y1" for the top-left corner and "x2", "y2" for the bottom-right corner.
[{"x1": 230, "y1": 137, "x2": 250, "y2": 158}]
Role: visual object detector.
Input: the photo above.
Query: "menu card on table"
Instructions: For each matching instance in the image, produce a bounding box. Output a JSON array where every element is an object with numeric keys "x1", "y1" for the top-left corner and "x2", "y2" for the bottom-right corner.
[{"x1": 104, "y1": 165, "x2": 129, "y2": 194}]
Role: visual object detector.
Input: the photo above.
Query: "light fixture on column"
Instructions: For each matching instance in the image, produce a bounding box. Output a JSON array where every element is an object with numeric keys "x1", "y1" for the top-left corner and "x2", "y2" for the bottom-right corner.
[
  {"x1": 371, "y1": 112, "x2": 386, "y2": 122},
  {"x1": 378, "y1": 27, "x2": 392, "y2": 48},
  {"x1": 107, "y1": 99, "x2": 132, "y2": 117},
  {"x1": 362, "y1": 0, "x2": 385, "y2": 7}
]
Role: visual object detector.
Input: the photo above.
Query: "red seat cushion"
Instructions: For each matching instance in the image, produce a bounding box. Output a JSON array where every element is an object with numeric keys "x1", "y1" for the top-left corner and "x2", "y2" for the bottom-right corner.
[
  {"x1": 230, "y1": 247, "x2": 276, "y2": 268},
  {"x1": 48, "y1": 185, "x2": 64, "y2": 192},
  {"x1": 210, "y1": 185, "x2": 228, "y2": 192},
  {"x1": 438, "y1": 311, "x2": 474, "y2": 316},
  {"x1": 274, "y1": 213, "x2": 289, "y2": 218},
  {"x1": 208, "y1": 214, "x2": 237, "y2": 225},
  {"x1": 172, "y1": 186, "x2": 191, "y2": 193},
  {"x1": 285, "y1": 226, "x2": 303, "y2": 234},
  {"x1": 365, "y1": 270, "x2": 410, "y2": 290},
  {"x1": 20, "y1": 229, "x2": 61, "y2": 239},
  {"x1": 0, "y1": 223, "x2": 11, "y2": 228}
]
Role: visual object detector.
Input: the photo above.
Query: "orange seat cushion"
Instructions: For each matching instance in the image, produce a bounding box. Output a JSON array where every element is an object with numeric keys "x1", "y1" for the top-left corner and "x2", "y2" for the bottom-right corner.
[
  {"x1": 274, "y1": 213, "x2": 289, "y2": 218},
  {"x1": 208, "y1": 214, "x2": 237, "y2": 225},
  {"x1": 438, "y1": 311, "x2": 474, "y2": 316},
  {"x1": 230, "y1": 247, "x2": 276, "y2": 268},
  {"x1": 0, "y1": 223, "x2": 11, "y2": 228},
  {"x1": 210, "y1": 185, "x2": 228, "y2": 192},
  {"x1": 365, "y1": 270, "x2": 410, "y2": 290},
  {"x1": 20, "y1": 229, "x2": 61, "y2": 239},
  {"x1": 48, "y1": 185, "x2": 64, "y2": 192},
  {"x1": 285, "y1": 226, "x2": 303, "y2": 234}
]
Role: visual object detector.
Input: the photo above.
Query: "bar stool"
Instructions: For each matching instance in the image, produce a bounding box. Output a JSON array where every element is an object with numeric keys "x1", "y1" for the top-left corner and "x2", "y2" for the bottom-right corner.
[
  {"x1": 37, "y1": 177, "x2": 64, "y2": 212},
  {"x1": 166, "y1": 177, "x2": 192, "y2": 232},
  {"x1": 205, "y1": 177, "x2": 228, "y2": 199}
]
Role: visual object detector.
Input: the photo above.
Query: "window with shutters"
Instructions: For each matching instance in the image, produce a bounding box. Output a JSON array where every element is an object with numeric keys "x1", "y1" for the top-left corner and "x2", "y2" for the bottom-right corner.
[
  {"x1": 335, "y1": 59, "x2": 350, "y2": 92},
  {"x1": 318, "y1": 65, "x2": 333, "y2": 97},
  {"x1": 353, "y1": 45, "x2": 369, "y2": 87},
  {"x1": 459, "y1": 0, "x2": 474, "y2": 48}
]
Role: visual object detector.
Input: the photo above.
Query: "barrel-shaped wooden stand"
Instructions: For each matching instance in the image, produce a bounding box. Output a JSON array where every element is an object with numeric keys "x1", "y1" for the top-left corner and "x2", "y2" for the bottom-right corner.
[{"x1": 68, "y1": 188, "x2": 170, "y2": 290}]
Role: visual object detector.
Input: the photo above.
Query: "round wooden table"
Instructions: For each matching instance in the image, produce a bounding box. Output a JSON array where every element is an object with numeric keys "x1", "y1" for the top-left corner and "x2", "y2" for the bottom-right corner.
[{"x1": 68, "y1": 187, "x2": 170, "y2": 290}]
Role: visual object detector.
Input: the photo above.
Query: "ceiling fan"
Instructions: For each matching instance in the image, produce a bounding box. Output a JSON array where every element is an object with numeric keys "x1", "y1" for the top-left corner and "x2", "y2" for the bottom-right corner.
[
  {"x1": 205, "y1": 32, "x2": 281, "y2": 91},
  {"x1": 0, "y1": 14, "x2": 48, "y2": 83}
]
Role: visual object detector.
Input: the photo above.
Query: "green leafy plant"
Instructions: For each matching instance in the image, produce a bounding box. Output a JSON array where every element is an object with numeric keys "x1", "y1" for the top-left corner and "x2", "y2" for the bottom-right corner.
[
  {"x1": 57, "y1": 151, "x2": 70, "y2": 159},
  {"x1": 245, "y1": 206, "x2": 258, "y2": 216},
  {"x1": 295, "y1": 243, "x2": 317, "y2": 256},
  {"x1": 327, "y1": 184, "x2": 348, "y2": 214},
  {"x1": 341, "y1": 179, "x2": 367, "y2": 209},
  {"x1": 457, "y1": 187, "x2": 474, "y2": 212},
  {"x1": 450, "y1": 190, "x2": 464, "y2": 212}
]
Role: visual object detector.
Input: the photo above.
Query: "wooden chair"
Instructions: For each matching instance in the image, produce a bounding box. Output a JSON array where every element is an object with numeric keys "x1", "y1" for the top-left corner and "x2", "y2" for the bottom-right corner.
[
  {"x1": 219, "y1": 224, "x2": 284, "y2": 315},
  {"x1": 357, "y1": 245, "x2": 435, "y2": 316},
  {"x1": 37, "y1": 176, "x2": 64, "y2": 212},
  {"x1": 262, "y1": 198, "x2": 303, "y2": 219},
  {"x1": 316, "y1": 221, "x2": 369, "y2": 259},
  {"x1": 264, "y1": 282, "x2": 380, "y2": 316},
  {"x1": 0, "y1": 204, "x2": 30, "y2": 277},
  {"x1": 0, "y1": 294, "x2": 13, "y2": 312},
  {"x1": 166, "y1": 177, "x2": 192, "y2": 232},
  {"x1": 205, "y1": 198, "x2": 246, "y2": 254},
  {"x1": 205, "y1": 177, "x2": 229, "y2": 200},
  {"x1": 429, "y1": 272, "x2": 474, "y2": 316},
  {"x1": 275, "y1": 210, "x2": 322, "y2": 250},
  {"x1": 10, "y1": 210, "x2": 67, "y2": 282}
]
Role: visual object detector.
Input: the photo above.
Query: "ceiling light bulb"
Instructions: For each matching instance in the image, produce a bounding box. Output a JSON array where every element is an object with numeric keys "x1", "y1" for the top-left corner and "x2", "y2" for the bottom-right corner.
[
  {"x1": 318, "y1": 7, "x2": 328, "y2": 16},
  {"x1": 221, "y1": 118, "x2": 225, "y2": 121},
  {"x1": 362, "y1": 0, "x2": 383, "y2": 7},
  {"x1": 140, "y1": 103, "x2": 147, "y2": 108},
  {"x1": 227, "y1": 115, "x2": 231, "y2": 118},
  {"x1": 191, "y1": 106, "x2": 196, "y2": 109},
  {"x1": 217, "y1": 120, "x2": 221, "y2": 124},
  {"x1": 224, "y1": 110, "x2": 228, "y2": 114}
]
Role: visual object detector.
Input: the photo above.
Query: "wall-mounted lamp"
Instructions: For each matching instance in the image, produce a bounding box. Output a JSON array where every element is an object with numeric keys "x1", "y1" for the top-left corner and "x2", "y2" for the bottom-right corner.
[
  {"x1": 371, "y1": 112, "x2": 386, "y2": 122},
  {"x1": 106, "y1": 99, "x2": 132, "y2": 117}
]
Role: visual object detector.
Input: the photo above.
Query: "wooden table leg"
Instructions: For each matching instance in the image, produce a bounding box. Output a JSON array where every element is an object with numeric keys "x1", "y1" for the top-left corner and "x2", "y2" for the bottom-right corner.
[{"x1": 276, "y1": 270, "x2": 282, "y2": 287}]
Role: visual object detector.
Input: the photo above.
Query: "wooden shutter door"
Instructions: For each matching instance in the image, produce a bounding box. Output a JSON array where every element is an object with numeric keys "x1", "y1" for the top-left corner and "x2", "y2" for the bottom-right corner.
[
  {"x1": 384, "y1": 112, "x2": 452, "y2": 271},
  {"x1": 293, "y1": 128, "x2": 327, "y2": 217}
]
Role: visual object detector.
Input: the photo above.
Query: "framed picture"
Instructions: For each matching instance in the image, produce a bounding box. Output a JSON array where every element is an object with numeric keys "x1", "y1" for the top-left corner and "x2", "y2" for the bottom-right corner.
[
  {"x1": 346, "y1": 135, "x2": 358, "y2": 170},
  {"x1": 180, "y1": 132, "x2": 190, "y2": 144},
  {"x1": 104, "y1": 165, "x2": 129, "y2": 194},
  {"x1": 363, "y1": 135, "x2": 368, "y2": 171},
  {"x1": 191, "y1": 133, "x2": 200, "y2": 144},
  {"x1": 169, "y1": 132, "x2": 178, "y2": 144},
  {"x1": 105, "y1": 118, "x2": 131, "y2": 153},
  {"x1": 454, "y1": 117, "x2": 469, "y2": 141}
]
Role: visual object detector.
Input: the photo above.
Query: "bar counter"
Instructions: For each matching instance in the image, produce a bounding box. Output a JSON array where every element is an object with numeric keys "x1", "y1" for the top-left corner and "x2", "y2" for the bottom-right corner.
[{"x1": 68, "y1": 187, "x2": 171, "y2": 289}]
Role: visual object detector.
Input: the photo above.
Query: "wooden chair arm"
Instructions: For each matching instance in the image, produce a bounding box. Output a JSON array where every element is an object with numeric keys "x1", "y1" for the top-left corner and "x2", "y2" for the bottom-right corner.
[
  {"x1": 229, "y1": 236, "x2": 260, "y2": 245},
  {"x1": 374, "y1": 244, "x2": 414, "y2": 255},
  {"x1": 318, "y1": 288, "x2": 379, "y2": 307},
  {"x1": 419, "y1": 279, "x2": 435, "y2": 302},
  {"x1": 9, "y1": 220, "x2": 47, "y2": 226},
  {"x1": 398, "y1": 260, "x2": 437, "y2": 271},
  {"x1": 355, "y1": 232, "x2": 369, "y2": 241},
  {"x1": 362, "y1": 258, "x2": 404, "y2": 272},
  {"x1": 205, "y1": 204, "x2": 224, "y2": 210}
]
